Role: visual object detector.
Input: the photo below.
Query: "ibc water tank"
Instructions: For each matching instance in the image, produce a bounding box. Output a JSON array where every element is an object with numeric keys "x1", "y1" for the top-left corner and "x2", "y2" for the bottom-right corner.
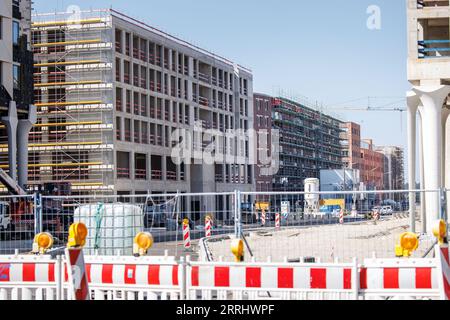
[{"x1": 73, "y1": 203, "x2": 144, "y2": 256}]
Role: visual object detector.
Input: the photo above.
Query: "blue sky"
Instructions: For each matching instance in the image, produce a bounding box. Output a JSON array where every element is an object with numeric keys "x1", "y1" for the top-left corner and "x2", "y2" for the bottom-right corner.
[{"x1": 33, "y1": 0, "x2": 409, "y2": 149}]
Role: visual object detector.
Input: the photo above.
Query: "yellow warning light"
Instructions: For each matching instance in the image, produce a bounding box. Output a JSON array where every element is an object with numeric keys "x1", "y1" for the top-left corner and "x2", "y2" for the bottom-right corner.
[
  {"x1": 395, "y1": 232, "x2": 419, "y2": 257},
  {"x1": 183, "y1": 218, "x2": 189, "y2": 226},
  {"x1": 32, "y1": 232, "x2": 54, "y2": 254},
  {"x1": 432, "y1": 220, "x2": 447, "y2": 245},
  {"x1": 67, "y1": 223, "x2": 88, "y2": 248},
  {"x1": 133, "y1": 232, "x2": 154, "y2": 257},
  {"x1": 231, "y1": 239, "x2": 244, "y2": 262}
]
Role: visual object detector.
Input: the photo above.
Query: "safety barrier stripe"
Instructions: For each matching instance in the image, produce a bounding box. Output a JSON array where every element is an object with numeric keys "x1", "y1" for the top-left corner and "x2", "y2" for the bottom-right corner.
[
  {"x1": 359, "y1": 267, "x2": 436, "y2": 290},
  {"x1": 0, "y1": 262, "x2": 56, "y2": 283},
  {"x1": 84, "y1": 264, "x2": 180, "y2": 287},
  {"x1": 439, "y1": 246, "x2": 450, "y2": 299},
  {"x1": 190, "y1": 266, "x2": 353, "y2": 290}
]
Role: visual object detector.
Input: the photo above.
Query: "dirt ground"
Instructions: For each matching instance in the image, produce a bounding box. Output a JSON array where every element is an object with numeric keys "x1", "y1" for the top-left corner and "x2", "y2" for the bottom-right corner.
[{"x1": 205, "y1": 217, "x2": 434, "y2": 263}]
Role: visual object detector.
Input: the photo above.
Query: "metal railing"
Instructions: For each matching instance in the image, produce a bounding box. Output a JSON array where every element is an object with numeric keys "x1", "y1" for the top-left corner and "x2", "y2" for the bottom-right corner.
[{"x1": 0, "y1": 189, "x2": 447, "y2": 261}]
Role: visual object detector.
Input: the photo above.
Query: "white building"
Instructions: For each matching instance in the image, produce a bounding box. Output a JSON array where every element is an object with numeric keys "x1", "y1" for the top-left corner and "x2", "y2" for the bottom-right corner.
[{"x1": 406, "y1": 0, "x2": 450, "y2": 233}]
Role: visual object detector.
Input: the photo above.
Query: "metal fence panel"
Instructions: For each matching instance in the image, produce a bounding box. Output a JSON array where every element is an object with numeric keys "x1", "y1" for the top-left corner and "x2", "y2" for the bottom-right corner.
[{"x1": 0, "y1": 195, "x2": 37, "y2": 255}]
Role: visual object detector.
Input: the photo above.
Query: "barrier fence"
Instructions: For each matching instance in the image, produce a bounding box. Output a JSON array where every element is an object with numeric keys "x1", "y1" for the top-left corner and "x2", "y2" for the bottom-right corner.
[
  {"x1": 0, "y1": 247, "x2": 447, "y2": 300},
  {"x1": 0, "y1": 190, "x2": 447, "y2": 263}
]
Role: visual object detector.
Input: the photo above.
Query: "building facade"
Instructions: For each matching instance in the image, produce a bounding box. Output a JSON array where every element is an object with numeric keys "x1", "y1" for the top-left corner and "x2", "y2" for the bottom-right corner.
[
  {"x1": 0, "y1": 0, "x2": 35, "y2": 189},
  {"x1": 30, "y1": 9, "x2": 254, "y2": 218},
  {"x1": 360, "y1": 139, "x2": 384, "y2": 191},
  {"x1": 253, "y1": 93, "x2": 273, "y2": 193},
  {"x1": 340, "y1": 122, "x2": 362, "y2": 171},
  {"x1": 375, "y1": 146, "x2": 405, "y2": 192},
  {"x1": 254, "y1": 95, "x2": 342, "y2": 192}
]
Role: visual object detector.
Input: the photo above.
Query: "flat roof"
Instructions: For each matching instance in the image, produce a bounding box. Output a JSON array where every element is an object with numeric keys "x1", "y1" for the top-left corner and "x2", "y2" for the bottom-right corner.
[{"x1": 32, "y1": 8, "x2": 252, "y2": 74}]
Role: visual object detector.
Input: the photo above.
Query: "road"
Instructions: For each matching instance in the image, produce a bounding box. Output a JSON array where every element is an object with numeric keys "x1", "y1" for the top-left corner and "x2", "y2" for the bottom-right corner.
[{"x1": 0, "y1": 215, "x2": 373, "y2": 255}]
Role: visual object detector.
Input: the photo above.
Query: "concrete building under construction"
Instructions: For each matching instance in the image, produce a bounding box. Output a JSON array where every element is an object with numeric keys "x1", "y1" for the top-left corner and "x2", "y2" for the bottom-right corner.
[
  {"x1": 29, "y1": 9, "x2": 254, "y2": 217},
  {"x1": 253, "y1": 94, "x2": 342, "y2": 192}
]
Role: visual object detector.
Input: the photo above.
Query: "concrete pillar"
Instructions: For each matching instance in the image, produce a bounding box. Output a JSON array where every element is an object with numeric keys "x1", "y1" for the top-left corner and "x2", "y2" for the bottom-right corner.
[
  {"x1": 17, "y1": 105, "x2": 37, "y2": 188},
  {"x1": 418, "y1": 108, "x2": 426, "y2": 233},
  {"x1": 444, "y1": 109, "x2": 450, "y2": 225},
  {"x1": 441, "y1": 109, "x2": 450, "y2": 188},
  {"x1": 1, "y1": 101, "x2": 18, "y2": 181},
  {"x1": 413, "y1": 85, "x2": 450, "y2": 234},
  {"x1": 406, "y1": 91, "x2": 420, "y2": 232}
]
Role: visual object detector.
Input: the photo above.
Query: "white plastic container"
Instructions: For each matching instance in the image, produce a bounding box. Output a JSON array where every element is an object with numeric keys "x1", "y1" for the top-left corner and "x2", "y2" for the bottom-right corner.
[
  {"x1": 304, "y1": 178, "x2": 320, "y2": 214},
  {"x1": 73, "y1": 203, "x2": 144, "y2": 256}
]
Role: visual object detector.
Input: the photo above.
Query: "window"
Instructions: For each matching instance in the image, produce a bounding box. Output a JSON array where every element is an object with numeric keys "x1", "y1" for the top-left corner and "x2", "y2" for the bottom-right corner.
[
  {"x1": 13, "y1": 65, "x2": 19, "y2": 89},
  {"x1": 13, "y1": 21, "x2": 19, "y2": 45}
]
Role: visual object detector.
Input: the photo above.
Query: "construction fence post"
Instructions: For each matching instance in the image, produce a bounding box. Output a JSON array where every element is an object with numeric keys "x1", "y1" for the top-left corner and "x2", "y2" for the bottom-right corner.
[
  {"x1": 179, "y1": 256, "x2": 186, "y2": 300},
  {"x1": 33, "y1": 192, "x2": 42, "y2": 234},
  {"x1": 234, "y1": 190, "x2": 242, "y2": 239}
]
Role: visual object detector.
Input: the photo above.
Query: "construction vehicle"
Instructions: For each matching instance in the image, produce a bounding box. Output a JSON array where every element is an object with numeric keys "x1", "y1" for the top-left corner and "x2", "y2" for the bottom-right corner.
[{"x1": 317, "y1": 199, "x2": 345, "y2": 218}]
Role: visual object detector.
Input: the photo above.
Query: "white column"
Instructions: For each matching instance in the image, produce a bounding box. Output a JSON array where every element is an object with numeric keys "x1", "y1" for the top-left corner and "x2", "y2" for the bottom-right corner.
[
  {"x1": 1, "y1": 101, "x2": 18, "y2": 181},
  {"x1": 413, "y1": 85, "x2": 450, "y2": 234},
  {"x1": 406, "y1": 91, "x2": 420, "y2": 232},
  {"x1": 418, "y1": 108, "x2": 426, "y2": 233},
  {"x1": 444, "y1": 109, "x2": 450, "y2": 226},
  {"x1": 17, "y1": 105, "x2": 37, "y2": 188},
  {"x1": 441, "y1": 109, "x2": 450, "y2": 188}
]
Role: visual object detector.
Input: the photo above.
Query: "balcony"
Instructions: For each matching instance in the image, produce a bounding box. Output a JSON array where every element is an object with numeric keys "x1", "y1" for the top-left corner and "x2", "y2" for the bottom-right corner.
[
  {"x1": 117, "y1": 168, "x2": 130, "y2": 179},
  {"x1": 199, "y1": 96, "x2": 209, "y2": 107},
  {"x1": 135, "y1": 169, "x2": 147, "y2": 180},
  {"x1": 418, "y1": 40, "x2": 450, "y2": 59},
  {"x1": 198, "y1": 72, "x2": 210, "y2": 83},
  {"x1": 115, "y1": 42, "x2": 122, "y2": 53},
  {"x1": 151, "y1": 170, "x2": 162, "y2": 180},
  {"x1": 417, "y1": 0, "x2": 449, "y2": 8},
  {"x1": 124, "y1": 130, "x2": 131, "y2": 142},
  {"x1": 167, "y1": 171, "x2": 177, "y2": 181}
]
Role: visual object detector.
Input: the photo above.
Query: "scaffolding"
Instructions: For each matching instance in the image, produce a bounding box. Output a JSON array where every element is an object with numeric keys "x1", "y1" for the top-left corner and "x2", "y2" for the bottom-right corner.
[{"x1": 28, "y1": 10, "x2": 114, "y2": 194}]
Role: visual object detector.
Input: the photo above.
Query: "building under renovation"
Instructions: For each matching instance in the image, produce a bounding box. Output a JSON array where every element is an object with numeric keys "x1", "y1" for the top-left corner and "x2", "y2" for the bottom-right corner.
[
  {"x1": 30, "y1": 9, "x2": 254, "y2": 218},
  {"x1": 253, "y1": 94, "x2": 342, "y2": 192}
]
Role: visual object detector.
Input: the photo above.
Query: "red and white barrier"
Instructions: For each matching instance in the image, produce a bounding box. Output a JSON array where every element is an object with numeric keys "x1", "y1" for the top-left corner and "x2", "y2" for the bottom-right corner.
[
  {"x1": 275, "y1": 213, "x2": 280, "y2": 229},
  {"x1": 435, "y1": 244, "x2": 449, "y2": 300},
  {"x1": 187, "y1": 260, "x2": 358, "y2": 300},
  {"x1": 360, "y1": 257, "x2": 440, "y2": 299},
  {"x1": 65, "y1": 248, "x2": 90, "y2": 300},
  {"x1": 261, "y1": 211, "x2": 266, "y2": 226},
  {"x1": 339, "y1": 210, "x2": 344, "y2": 225},
  {"x1": 0, "y1": 245, "x2": 448, "y2": 301},
  {"x1": 205, "y1": 217, "x2": 212, "y2": 238},
  {"x1": 183, "y1": 223, "x2": 191, "y2": 250},
  {"x1": 0, "y1": 255, "x2": 60, "y2": 300}
]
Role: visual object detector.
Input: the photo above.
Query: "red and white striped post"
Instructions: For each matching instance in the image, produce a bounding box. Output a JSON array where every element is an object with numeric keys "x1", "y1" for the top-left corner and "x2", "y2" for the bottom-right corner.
[
  {"x1": 261, "y1": 210, "x2": 266, "y2": 226},
  {"x1": 183, "y1": 219, "x2": 191, "y2": 250},
  {"x1": 436, "y1": 244, "x2": 449, "y2": 300},
  {"x1": 339, "y1": 209, "x2": 344, "y2": 225},
  {"x1": 374, "y1": 211, "x2": 380, "y2": 221},
  {"x1": 65, "y1": 247, "x2": 90, "y2": 300},
  {"x1": 205, "y1": 215, "x2": 212, "y2": 238},
  {"x1": 275, "y1": 213, "x2": 280, "y2": 229}
]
